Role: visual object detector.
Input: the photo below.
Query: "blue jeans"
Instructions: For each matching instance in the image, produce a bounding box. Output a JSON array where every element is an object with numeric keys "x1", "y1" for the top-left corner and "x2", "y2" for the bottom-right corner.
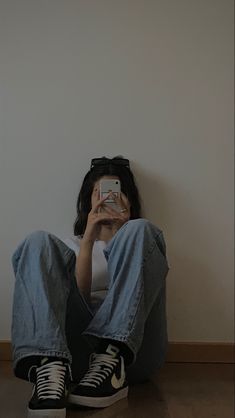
[{"x1": 11, "y1": 219, "x2": 169, "y2": 383}]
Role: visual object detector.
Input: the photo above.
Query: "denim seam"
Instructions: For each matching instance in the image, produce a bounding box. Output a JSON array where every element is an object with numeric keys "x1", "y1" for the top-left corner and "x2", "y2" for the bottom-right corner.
[
  {"x1": 13, "y1": 350, "x2": 72, "y2": 369},
  {"x1": 13, "y1": 271, "x2": 72, "y2": 360},
  {"x1": 126, "y1": 237, "x2": 159, "y2": 332},
  {"x1": 125, "y1": 280, "x2": 144, "y2": 334},
  {"x1": 82, "y1": 331, "x2": 137, "y2": 363},
  {"x1": 143, "y1": 233, "x2": 161, "y2": 262}
]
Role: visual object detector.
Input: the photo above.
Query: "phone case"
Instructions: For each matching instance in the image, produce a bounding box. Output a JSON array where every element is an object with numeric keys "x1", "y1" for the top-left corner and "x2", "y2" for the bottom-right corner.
[
  {"x1": 100, "y1": 179, "x2": 121, "y2": 210},
  {"x1": 100, "y1": 179, "x2": 120, "y2": 201}
]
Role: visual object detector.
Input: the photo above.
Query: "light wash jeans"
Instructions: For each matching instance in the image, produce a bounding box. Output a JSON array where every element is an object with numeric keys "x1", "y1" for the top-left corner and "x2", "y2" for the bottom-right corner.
[{"x1": 11, "y1": 219, "x2": 169, "y2": 383}]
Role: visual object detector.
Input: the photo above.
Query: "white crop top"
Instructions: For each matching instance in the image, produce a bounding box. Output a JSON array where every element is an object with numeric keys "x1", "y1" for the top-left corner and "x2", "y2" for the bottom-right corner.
[{"x1": 63, "y1": 236, "x2": 109, "y2": 308}]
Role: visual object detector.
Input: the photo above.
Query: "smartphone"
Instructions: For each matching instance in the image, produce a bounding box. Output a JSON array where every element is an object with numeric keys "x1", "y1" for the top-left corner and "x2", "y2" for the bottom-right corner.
[{"x1": 100, "y1": 179, "x2": 121, "y2": 210}]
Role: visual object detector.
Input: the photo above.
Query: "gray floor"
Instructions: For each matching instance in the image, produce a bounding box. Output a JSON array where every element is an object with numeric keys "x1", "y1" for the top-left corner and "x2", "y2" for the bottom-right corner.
[{"x1": 0, "y1": 361, "x2": 234, "y2": 417}]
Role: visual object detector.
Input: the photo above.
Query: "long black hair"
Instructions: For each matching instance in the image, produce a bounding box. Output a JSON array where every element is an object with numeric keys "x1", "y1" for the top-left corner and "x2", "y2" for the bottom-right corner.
[{"x1": 74, "y1": 156, "x2": 142, "y2": 236}]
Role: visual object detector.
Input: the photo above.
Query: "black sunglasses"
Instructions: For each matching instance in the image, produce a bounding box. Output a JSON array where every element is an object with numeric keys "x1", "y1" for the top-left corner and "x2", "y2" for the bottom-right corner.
[{"x1": 90, "y1": 157, "x2": 130, "y2": 169}]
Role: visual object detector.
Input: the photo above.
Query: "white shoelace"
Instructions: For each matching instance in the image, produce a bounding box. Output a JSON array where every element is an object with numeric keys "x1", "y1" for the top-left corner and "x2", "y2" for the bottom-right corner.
[
  {"x1": 35, "y1": 361, "x2": 67, "y2": 400},
  {"x1": 79, "y1": 353, "x2": 119, "y2": 388}
]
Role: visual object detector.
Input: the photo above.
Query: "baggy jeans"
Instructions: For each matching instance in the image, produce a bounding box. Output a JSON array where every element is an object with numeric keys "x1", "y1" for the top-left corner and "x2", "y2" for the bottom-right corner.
[{"x1": 11, "y1": 219, "x2": 169, "y2": 383}]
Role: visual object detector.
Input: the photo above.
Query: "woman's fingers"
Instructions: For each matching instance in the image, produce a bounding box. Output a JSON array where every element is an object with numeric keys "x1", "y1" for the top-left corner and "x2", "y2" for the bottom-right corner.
[
  {"x1": 91, "y1": 191, "x2": 130, "y2": 225},
  {"x1": 90, "y1": 212, "x2": 121, "y2": 226},
  {"x1": 91, "y1": 192, "x2": 113, "y2": 214},
  {"x1": 89, "y1": 198, "x2": 122, "y2": 222},
  {"x1": 120, "y1": 192, "x2": 130, "y2": 208},
  {"x1": 101, "y1": 204, "x2": 121, "y2": 215},
  {"x1": 111, "y1": 193, "x2": 130, "y2": 215}
]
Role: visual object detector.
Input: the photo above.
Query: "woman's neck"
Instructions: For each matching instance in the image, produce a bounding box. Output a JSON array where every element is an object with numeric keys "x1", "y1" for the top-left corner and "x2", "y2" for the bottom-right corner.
[{"x1": 97, "y1": 224, "x2": 117, "y2": 242}]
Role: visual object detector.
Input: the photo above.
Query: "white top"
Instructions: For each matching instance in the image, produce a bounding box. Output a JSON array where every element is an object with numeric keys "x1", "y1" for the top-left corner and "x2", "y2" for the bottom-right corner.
[{"x1": 63, "y1": 236, "x2": 109, "y2": 309}]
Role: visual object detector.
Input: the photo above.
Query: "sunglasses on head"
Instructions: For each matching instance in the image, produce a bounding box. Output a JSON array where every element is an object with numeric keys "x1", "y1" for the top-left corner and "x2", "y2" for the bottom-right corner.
[{"x1": 90, "y1": 157, "x2": 130, "y2": 170}]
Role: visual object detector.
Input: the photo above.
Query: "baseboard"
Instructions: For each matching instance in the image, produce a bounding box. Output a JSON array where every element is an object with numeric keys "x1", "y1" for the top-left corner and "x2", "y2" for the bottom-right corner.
[
  {"x1": 0, "y1": 340, "x2": 234, "y2": 363},
  {"x1": 166, "y1": 341, "x2": 234, "y2": 363},
  {"x1": 0, "y1": 341, "x2": 12, "y2": 361}
]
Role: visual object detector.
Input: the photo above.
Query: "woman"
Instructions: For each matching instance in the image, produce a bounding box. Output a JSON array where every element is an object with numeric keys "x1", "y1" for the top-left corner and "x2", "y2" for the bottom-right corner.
[{"x1": 11, "y1": 156, "x2": 169, "y2": 418}]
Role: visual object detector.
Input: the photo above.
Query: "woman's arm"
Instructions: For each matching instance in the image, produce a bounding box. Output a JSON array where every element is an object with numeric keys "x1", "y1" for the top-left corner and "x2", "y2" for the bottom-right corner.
[{"x1": 75, "y1": 190, "x2": 122, "y2": 302}]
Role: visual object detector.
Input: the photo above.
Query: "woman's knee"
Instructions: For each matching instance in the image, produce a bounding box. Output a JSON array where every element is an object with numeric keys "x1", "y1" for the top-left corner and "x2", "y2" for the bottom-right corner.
[
  {"x1": 125, "y1": 218, "x2": 161, "y2": 236},
  {"x1": 12, "y1": 231, "x2": 52, "y2": 269},
  {"x1": 126, "y1": 218, "x2": 149, "y2": 231},
  {"x1": 23, "y1": 231, "x2": 62, "y2": 254},
  {"x1": 25, "y1": 230, "x2": 51, "y2": 245}
]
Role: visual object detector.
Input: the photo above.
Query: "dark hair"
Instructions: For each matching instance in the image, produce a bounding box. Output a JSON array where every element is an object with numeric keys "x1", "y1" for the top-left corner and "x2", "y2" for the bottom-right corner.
[{"x1": 74, "y1": 156, "x2": 142, "y2": 236}]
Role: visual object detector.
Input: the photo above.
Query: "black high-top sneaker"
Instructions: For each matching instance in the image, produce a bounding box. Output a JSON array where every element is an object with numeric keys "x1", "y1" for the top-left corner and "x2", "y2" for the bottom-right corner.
[
  {"x1": 69, "y1": 344, "x2": 128, "y2": 408},
  {"x1": 27, "y1": 357, "x2": 70, "y2": 418}
]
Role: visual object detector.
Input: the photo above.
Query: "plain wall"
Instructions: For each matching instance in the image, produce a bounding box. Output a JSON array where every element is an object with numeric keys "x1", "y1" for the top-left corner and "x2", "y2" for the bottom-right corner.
[{"x1": 0, "y1": 0, "x2": 234, "y2": 342}]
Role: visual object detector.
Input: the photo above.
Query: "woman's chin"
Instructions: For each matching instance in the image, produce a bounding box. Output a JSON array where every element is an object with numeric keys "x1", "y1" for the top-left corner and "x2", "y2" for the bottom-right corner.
[{"x1": 100, "y1": 220, "x2": 112, "y2": 226}]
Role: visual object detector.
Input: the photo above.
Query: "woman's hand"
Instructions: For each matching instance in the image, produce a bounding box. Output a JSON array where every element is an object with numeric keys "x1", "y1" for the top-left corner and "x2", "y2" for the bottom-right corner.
[
  {"x1": 83, "y1": 191, "x2": 130, "y2": 243},
  {"x1": 107, "y1": 192, "x2": 131, "y2": 231},
  {"x1": 82, "y1": 190, "x2": 121, "y2": 244},
  {"x1": 76, "y1": 191, "x2": 130, "y2": 300},
  {"x1": 76, "y1": 191, "x2": 118, "y2": 300}
]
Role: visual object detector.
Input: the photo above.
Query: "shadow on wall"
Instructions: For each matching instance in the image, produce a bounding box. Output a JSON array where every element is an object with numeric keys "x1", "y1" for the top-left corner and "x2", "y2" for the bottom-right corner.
[
  {"x1": 167, "y1": 252, "x2": 231, "y2": 340},
  {"x1": 131, "y1": 162, "x2": 170, "y2": 227},
  {"x1": 131, "y1": 162, "x2": 231, "y2": 341}
]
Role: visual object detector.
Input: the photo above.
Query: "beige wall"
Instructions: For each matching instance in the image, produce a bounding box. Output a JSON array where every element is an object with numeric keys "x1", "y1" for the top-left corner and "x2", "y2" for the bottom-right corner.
[{"x1": 0, "y1": 0, "x2": 234, "y2": 342}]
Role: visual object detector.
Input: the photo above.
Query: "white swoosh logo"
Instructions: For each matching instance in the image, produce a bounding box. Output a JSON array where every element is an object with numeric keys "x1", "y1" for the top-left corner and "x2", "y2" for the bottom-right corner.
[{"x1": 111, "y1": 357, "x2": 125, "y2": 389}]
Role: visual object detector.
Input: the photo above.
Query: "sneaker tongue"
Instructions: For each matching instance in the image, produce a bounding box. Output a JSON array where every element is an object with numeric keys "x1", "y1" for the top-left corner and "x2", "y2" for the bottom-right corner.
[
  {"x1": 40, "y1": 357, "x2": 49, "y2": 366},
  {"x1": 105, "y1": 344, "x2": 120, "y2": 358},
  {"x1": 40, "y1": 356, "x2": 61, "y2": 366}
]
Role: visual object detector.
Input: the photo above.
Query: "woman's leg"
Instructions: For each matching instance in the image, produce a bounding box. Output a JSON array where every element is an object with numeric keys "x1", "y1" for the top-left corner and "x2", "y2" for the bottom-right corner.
[
  {"x1": 68, "y1": 219, "x2": 169, "y2": 408},
  {"x1": 11, "y1": 230, "x2": 79, "y2": 378},
  {"x1": 84, "y1": 218, "x2": 169, "y2": 366},
  {"x1": 65, "y1": 278, "x2": 94, "y2": 382},
  {"x1": 127, "y1": 282, "x2": 168, "y2": 383},
  {"x1": 12, "y1": 230, "x2": 97, "y2": 416}
]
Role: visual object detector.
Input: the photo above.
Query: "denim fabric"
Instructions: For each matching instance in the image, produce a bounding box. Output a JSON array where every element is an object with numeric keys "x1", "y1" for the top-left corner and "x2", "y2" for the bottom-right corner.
[{"x1": 11, "y1": 219, "x2": 169, "y2": 382}]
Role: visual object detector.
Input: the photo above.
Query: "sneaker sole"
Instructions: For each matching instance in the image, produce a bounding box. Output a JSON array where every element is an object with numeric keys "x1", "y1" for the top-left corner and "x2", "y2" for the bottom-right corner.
[
  {"x1": 27, "y1": 407, "x2": 66, "y2": 418},
  {"x1": 69, "y1": 386, "x2": 128, "y2": 408}
]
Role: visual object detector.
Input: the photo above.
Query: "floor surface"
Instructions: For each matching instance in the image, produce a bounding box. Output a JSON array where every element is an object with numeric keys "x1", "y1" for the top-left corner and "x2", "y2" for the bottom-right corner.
[{"x1": 0, "y1": 361, "x2": 234, "y2": 418}]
